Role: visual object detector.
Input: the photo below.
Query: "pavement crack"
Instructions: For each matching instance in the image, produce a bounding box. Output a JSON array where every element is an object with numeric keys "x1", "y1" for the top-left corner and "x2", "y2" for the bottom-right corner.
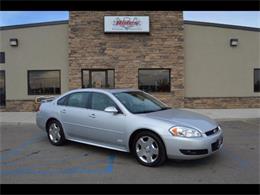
[
  {"x1": 2, "y1": 151, "x2": 41, "y2": 164},
  {"x1": 0, "y1": 148, "x2": 11, "y2": 153},
  {"x1": 26, "y1": 150, "x2": 41, "y2": 157}
]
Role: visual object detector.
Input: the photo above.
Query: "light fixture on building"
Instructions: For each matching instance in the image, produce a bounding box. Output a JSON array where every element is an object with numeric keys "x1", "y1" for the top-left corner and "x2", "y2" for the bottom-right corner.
[
  {"x1": 9, "y1": 38, "x2": 18, "y2": 47},
  {"x1": 230, "y1": 38, "x2": 239, "y2": 47}
]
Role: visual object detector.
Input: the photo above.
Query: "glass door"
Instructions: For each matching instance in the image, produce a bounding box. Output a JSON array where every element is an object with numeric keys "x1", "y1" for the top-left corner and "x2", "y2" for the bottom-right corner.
[
  {"x1": 82, "y1": 69, "x2": 115, "y2": 88},
  {"x1": 91, "y1": 71, "x2": 106, "y2": 88}
]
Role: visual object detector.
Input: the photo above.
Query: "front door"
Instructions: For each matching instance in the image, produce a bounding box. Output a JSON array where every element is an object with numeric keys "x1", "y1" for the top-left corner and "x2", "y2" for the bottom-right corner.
[
  {"x1": 0, "y1": 71, "x2": 6, "y2": 107},
  {"x1": 86, "y1": 92, "x2": 126, "y2": 148}
]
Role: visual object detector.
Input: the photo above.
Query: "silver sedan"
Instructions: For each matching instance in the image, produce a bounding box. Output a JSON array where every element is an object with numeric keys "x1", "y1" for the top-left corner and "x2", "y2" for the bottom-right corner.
[{"x1": 36, "y1": 88, "x2": 223, "y2": 167}]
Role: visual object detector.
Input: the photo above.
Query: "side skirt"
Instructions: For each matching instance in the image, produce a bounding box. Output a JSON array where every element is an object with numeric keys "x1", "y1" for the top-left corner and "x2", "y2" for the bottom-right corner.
[{"x1": 67, "y1": 137, "x2": 129, "y2": 153}]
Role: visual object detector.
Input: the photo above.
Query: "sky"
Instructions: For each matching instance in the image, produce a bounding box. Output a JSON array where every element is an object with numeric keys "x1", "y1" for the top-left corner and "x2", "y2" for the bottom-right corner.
[{"x1": 0, "y1": 11, "x2": 259, "y2": 28}]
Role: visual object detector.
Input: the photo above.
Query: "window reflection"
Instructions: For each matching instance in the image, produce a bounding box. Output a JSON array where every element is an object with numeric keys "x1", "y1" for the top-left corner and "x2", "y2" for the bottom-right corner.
[
  {"x1": 139, "y1": 69, "x2": 170, "y2": 92},
  {"x1": 92, "y1": 71, "x2": 106, "y2": 88},
  {"x1": 28, "y1": 70, "x2": 61, "y2": 95}
]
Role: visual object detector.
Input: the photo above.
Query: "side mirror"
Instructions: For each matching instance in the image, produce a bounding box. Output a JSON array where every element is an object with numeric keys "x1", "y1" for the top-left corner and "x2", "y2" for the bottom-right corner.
[{"x1": 104, "y1": 106, "x2": 118, "y2": 114}]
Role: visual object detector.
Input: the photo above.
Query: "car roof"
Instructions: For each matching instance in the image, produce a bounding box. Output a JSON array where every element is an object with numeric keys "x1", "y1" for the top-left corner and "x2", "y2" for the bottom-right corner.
[{"x1": 67, "y1": 88, "x2": 141, "y2": 94}]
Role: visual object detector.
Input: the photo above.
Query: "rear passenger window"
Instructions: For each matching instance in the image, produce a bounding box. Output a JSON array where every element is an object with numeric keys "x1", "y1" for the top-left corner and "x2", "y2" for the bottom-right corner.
[
  {"x1": 67, "y1": 92, "x2": 90, "y2": 108},
  {"x1": 91, "y1": 92, "x2": 117, "y2": 111}
]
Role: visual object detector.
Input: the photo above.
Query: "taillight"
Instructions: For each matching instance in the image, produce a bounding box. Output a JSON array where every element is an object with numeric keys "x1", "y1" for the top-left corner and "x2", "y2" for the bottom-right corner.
[{"x1": 36, "y1": 103, "x2": 41, "y2": 112}]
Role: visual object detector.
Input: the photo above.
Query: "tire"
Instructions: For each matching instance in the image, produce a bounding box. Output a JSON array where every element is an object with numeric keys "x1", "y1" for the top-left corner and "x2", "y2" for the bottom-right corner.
[
  {"x1": 132, "y1": 131, "x2": 167, "y2": 167},
  {"x1": 46, "y1": 119, "x2": 66, "y2": 146}
]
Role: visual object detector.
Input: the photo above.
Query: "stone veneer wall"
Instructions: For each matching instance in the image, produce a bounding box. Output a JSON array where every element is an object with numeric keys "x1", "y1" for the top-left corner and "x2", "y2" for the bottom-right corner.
[
  {"x1": 184, "y1": 97, "x2": 260, "y2": 108},
  {"x1": 0, "y1": 100, "x2": 36, "y2": 112},
  {"x1": 1, "y1": 97, "x2": 259, "y2": 112},
  {"x1": 68, "y1": 11, "x2": 185, "y2": 107}
]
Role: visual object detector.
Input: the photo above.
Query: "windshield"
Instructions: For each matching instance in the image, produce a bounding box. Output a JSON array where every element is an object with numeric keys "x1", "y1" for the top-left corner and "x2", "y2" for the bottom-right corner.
[{"x1": 113, "y1": 91, "x2": 171, "y2": 114}]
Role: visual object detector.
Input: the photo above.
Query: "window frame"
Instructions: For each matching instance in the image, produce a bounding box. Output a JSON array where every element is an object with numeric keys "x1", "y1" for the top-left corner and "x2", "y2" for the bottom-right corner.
[
  {"x1": 0, "y1": 70, "x2": 6, "y2": 107},
  {"x1": 81, "y1": 69, "x2": 115, "y2": 89},
  {"x1": 138, "y1": 68, "x2": 171, "y2": 93},
  {"x1": 254, "y1": 68, "x2": 260, "y2": 93},
  {"x1": 27, "y1": 70, "x2": 61, "y2": 95}
]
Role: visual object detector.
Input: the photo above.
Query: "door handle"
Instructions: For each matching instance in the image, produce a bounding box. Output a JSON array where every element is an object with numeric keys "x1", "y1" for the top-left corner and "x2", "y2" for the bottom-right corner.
[
  {"x1": 60, "y1": 109, "x2": 66, "y2": 114},
  {"x1": 89, "y1": 113, "x2": 96, "y2": 118}
]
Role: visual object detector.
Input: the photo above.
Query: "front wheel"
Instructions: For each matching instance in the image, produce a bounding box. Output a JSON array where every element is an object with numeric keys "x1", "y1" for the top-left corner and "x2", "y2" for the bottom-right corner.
[
  {"x1": 132, "y1": 131, "x2": 167, "y2": 167},
  {"x1": 47, "y1": 120, "x2": 66, "y2": 146}
]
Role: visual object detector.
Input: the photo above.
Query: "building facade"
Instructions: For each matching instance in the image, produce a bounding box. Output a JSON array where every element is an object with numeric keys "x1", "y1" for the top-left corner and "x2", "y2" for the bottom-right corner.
[{"x1": 0, "y1": 11, "x2": 259, "y2": 112}]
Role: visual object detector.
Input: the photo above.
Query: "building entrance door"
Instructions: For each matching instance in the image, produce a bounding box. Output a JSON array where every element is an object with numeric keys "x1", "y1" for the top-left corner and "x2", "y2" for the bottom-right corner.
[{"x1": 91, "y1": 70, "x2": 106, "y2": 88}]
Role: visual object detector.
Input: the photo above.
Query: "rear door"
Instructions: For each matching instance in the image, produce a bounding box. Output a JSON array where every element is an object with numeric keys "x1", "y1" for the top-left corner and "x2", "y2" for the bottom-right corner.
[{"x1": 58, "y1": 92, "x2": 92, "y2": 140}]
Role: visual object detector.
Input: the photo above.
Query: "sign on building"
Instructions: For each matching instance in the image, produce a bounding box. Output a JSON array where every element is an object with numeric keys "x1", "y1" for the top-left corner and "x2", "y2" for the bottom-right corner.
[{"x1": 104, "y1": 16, "x2": 150, "y2": 33}]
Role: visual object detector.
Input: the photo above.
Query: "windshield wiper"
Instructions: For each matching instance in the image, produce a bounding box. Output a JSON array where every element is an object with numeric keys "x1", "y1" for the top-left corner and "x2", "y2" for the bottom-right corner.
[
  {"x1": 134, "y1": 110, "x2": 156, "y2": 114},
  {"x1": 160, "y1": 107, "x2": 171, "y2": 110},
  {"x1": 134, "y1": 107, "x2": 171, "y2": 114}
]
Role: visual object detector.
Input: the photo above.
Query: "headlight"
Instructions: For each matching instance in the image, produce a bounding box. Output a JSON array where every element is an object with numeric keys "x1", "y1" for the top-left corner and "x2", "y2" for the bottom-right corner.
[{"x1": 169, "y1": 126, "x2": 202, "y2": 138}]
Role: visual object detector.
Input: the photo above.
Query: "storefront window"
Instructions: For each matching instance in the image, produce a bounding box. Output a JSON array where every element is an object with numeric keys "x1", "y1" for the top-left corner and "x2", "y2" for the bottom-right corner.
[
  {"x1": 138, "y1": 69, "x2": 170, "y2": 92},
  {"x1": 0, "y1": 70, "x2": 5, "y2": 106},
  {"x1": 254, "y1": 69, "x2": 260, "y2": 92},
  {"x1": 82, "y1": 69, "x2": 114, "y2": 88},
  {"x1": 28, "y1": 70, "x2": 61, "y2": 95}
]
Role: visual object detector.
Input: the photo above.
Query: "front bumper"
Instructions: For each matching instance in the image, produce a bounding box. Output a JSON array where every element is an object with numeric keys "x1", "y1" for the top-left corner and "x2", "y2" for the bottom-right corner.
[{"x1": 164, "y1": 130, "x2": 224, "y2": 160}]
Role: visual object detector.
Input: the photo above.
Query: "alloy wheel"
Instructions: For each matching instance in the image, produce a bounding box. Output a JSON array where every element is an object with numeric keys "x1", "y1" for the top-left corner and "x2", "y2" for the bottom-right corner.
[
  {"x1": 48, "y1": 122, "x2": 61, "y2": 143},
  {"x1": 135, "y1": 136, "x2": 159, "y2": 164}
]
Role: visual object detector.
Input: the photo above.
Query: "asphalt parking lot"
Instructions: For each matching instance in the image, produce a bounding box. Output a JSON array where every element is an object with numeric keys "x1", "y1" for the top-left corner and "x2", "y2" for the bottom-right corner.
[{"x1": 0, "y1": 119, "x2": 259, "y2": 184}]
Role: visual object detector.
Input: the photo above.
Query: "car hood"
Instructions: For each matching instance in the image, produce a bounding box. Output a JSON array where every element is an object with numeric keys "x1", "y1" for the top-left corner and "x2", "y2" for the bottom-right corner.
[{"x1": 143, "y1": 109, "x2": 217, "y2": 133}]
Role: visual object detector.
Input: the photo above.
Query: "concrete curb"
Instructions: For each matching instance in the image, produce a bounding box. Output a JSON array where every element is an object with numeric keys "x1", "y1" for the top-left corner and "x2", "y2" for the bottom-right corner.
[{"x1": 0, "y1": 109, "x2": 259, "y2": 124}]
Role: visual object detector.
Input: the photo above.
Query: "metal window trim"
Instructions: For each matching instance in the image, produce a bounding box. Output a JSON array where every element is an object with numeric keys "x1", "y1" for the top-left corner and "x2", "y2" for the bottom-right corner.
[
  {"x1": 81, "y1": 69, "x2": 115, "y2": 88},
  {"x1": 254, "y1": 68, "x2": 260, "y2": 93}
]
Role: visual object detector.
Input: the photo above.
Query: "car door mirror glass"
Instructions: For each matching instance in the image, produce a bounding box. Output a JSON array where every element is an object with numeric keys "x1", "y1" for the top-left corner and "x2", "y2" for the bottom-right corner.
[{"x1": 104, "y1": 106, "x2": 118, "y2": 114}]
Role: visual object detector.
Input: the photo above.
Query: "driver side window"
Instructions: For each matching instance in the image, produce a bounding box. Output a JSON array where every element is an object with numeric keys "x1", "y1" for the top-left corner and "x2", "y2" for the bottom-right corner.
[{"x1": 91, "y1": 92, "x2": 117, "y2": 111}]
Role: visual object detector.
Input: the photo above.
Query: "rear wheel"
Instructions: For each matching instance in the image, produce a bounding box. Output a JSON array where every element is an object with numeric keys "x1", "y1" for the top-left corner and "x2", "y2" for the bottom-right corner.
[
  {"x1": 47, "y1": 120, "x2": 66, "y2": 146},
  {"x1": 132, "y1": 131, "x2": 167, "y2": 167}
]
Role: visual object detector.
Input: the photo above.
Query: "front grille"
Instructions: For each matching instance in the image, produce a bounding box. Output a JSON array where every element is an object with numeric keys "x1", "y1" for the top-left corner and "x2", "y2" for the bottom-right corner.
[
  {"x1": 180, "y1": 149, "x2": 208, "y2": 155},
  {"x1": 205, "y1": 127, "x2": 219, "y2": 136}
]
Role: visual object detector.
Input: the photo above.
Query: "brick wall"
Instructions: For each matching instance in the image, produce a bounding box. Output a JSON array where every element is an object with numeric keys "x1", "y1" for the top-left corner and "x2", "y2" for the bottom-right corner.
[
  {"x1": 0, "y1": 100, "x2": 36, "y2": 112},
  {"x1": 68, "y1": 11, "x2": 185, "y2": 107},
  {"x1": 1, "y1": 96, "x2": 259, "y2": 112},
  {"x1": 184, "y1": 97, "x2": 260, "y2": 108}
]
